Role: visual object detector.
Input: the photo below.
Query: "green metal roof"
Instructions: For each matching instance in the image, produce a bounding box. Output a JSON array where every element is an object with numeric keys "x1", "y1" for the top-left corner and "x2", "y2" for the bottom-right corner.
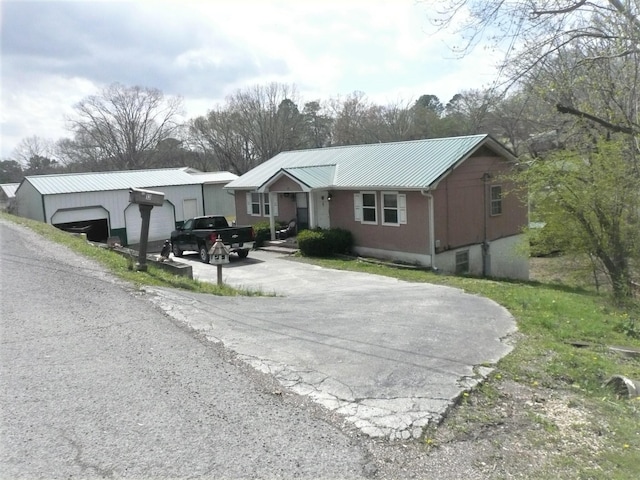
[
  {"x1": 1, "y1": 183, "x2": 19, "y2": 198},
  {"x1": 264, "y1": 165, "x2": 337, "y2": 190},
  {"x1": 21, "y1": 168, "x2": 235, "y2": 195},
  {"x1": 225, "y1": 134, "x2": 515, "y2": 191},
  {"x1": 188, "y1": 171, "x2": 239, "y2": 184}
]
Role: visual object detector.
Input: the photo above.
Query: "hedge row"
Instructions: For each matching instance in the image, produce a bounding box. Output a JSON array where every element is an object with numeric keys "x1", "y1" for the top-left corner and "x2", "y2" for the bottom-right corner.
[{"x1": 297, "y1": 228, "x2": 353, "y2": 257}]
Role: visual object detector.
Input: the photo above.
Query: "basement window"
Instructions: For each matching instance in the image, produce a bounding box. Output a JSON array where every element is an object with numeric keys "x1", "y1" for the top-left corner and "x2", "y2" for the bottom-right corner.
[{"x1": 455, "y1": 250, "x2": 469, "y2": 274}]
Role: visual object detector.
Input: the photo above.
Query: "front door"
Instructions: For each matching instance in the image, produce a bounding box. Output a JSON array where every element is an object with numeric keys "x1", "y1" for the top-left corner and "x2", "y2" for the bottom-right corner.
[
  {"x1": 296, "y1": 193, "x2": 309, "y2": 230},
  {"x1": 315, "y1": 191, "x2": 330, "y2": 229}
]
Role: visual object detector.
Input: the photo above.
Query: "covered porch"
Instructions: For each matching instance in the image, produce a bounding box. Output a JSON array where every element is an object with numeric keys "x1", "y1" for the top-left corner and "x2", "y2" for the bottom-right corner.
[{"x1": 258, "y1": 166, "x2": 335, "y2": 241}]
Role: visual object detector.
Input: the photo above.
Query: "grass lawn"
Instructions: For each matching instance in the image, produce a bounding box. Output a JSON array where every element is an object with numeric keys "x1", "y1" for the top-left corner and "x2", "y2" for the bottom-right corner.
[{"x1": 297, "y1": 255, "x2": 640, "y2": 479}]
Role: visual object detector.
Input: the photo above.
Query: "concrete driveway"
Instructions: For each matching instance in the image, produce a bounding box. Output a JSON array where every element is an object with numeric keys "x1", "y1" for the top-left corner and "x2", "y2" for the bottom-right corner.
[{"x1": 146, "y1": 249, "x2": 516, "y2": 440}]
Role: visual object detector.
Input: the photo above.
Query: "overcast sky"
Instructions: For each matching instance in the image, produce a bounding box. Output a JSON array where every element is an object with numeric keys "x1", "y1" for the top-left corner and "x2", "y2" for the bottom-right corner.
[{"x1": 0, "y1": 0, "x2": 503, "y2": 160}]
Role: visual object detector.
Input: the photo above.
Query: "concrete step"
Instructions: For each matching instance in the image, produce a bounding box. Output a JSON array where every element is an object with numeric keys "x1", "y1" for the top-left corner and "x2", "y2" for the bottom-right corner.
[{"x1": 260, "y1": 240, "x2": 299, "y2": 254}]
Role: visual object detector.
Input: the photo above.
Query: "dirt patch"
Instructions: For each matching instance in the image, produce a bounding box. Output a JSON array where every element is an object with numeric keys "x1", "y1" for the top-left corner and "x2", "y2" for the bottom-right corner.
[{"x1": 364, "y1": 378, "x2": 610, "y2": 479}]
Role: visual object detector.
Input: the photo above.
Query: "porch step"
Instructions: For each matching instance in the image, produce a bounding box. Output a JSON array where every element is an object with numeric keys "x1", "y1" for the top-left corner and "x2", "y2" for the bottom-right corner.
[{"x1": 260, "y1": 240, "x2": 299, "y2": 254}]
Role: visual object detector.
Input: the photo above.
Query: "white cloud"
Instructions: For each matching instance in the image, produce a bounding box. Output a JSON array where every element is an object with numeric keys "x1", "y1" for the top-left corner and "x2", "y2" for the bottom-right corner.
[{"x1": 0, "y1": 0, "x2": 502, "y2": 159}]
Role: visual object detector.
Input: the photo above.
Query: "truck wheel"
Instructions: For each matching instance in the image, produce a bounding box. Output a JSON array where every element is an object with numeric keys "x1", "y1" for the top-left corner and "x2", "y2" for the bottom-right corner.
[
  {"x1": 172, "y1": 242, "x2": 183, "y2": 257},
  {"x1": 237, "y1": 249, "x2": 249, "y2": 259},
  {"x1": 198, "y1": 245, "x2": 210, "y2": 263}
]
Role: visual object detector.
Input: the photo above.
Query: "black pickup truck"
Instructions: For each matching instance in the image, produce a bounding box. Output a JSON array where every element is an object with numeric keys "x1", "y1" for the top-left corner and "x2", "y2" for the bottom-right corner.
[{"x1": 170, "y1": 215, "x2": 255, "y2": 263}]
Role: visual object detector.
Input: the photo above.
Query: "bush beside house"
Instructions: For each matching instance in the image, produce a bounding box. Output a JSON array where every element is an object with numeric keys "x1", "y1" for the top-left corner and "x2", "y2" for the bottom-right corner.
[{"x1": 298, "y1": 228, "x2": 354, "y2": 257}]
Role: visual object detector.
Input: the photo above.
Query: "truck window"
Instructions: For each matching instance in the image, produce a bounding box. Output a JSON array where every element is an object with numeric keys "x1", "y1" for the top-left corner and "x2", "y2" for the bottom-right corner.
[{"x1": 214, "y1": 217, "x2": 228, "y2": 228}]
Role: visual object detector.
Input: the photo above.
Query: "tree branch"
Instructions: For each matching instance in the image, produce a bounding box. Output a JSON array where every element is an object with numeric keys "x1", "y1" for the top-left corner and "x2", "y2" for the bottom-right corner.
[
  {"x1": 607, "y1": 0, "x2": 640, "y2": 35},
  {"x1": 532, "y1": 0, "x2": 588, "y2": 16},
  {"x1": 556, "y1": 103, "x2": 637, "y2": 135}
]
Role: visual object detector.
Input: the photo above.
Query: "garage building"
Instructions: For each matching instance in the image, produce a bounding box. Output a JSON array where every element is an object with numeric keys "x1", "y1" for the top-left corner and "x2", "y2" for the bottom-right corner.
[{"x1": 15, "y1": 168, "x2": 238, "y2": 245}]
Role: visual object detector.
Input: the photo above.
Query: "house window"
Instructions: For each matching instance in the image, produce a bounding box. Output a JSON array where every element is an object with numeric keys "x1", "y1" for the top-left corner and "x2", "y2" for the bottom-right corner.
[
  {"x1": 263, "y1": 193, "x2": 270, "y2": 216},
  {"x1": 455, "y1": 250, "x2": 469, "y2": 274},
  {"x1": 354, "y1": 192, "x2": 377, "y2": 224},
  {"x1": 362, "y1": 193, "x2": 377, "y2": 223},
  {"x1": 246, "y1": 192, "x2": 261, "y2": 216},
  {"x1": 490, "y1": 186, "x2": 502, "y2": 216},
  {"x1": 382, "y1": 192, "x2": 407, "y2": 226}
]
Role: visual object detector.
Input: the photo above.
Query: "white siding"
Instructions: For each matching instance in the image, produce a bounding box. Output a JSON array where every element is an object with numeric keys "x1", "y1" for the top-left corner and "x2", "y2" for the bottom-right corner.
[
  {"x1": 44, "y1": 191, "x2": 126, "y2": 226},
  {"x1": 15, "y1": 181, "x2": 45, "y2": 221},
  {"x1": 17, "y1": 181, "x2": 205, "y2": 246},
  {"x1": 40, "y1": 185, "x2": 202, "y2": 230},
  {"x1": 203, "y1": 184, "x2": 236, "y2": 217},
  {"x1": 434, "y1": 234, "x2": 529, "y2": 280},
  {"x1": 353, "y1": 246, "x2": 432, "y2": 267}
]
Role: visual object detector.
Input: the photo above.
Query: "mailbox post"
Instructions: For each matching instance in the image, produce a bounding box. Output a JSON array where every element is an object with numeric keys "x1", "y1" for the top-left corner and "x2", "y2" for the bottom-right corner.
[
  {"x1": 128, "y1": 187, "x2": 165, "y2": 271},
  {"x1": 209, "y1": 235, "x2": 229, "y2": 285}
]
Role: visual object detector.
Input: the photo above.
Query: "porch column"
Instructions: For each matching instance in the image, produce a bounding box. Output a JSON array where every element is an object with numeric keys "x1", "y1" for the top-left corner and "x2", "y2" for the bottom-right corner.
[
  {"x1": 308, "y1": 191, "x2": 317, "y2": 229},
  {"x1": 269, "y1": 191, "x2": 277, "y2": 240}
]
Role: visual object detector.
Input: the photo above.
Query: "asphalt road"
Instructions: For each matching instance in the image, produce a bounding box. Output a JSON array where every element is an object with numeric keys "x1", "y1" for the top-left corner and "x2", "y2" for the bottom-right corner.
[{"x1": 0, "y1": 221, "x2": 372, "y2": 479}]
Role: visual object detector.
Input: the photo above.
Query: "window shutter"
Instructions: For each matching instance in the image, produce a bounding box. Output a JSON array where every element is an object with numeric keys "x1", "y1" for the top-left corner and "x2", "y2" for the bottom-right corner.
[
  {"x1": 354, "y1": 193, "x2": 362, "y2": 222},
  {"x1": 398, "y1": 194, "x2": 407, "y2": 224},
  {"x1": 272, "y1": 193, "x2": 279, "y2": 217},
  {"x1": 246, "y1": 192, "x2": 252, "y2": 215}
]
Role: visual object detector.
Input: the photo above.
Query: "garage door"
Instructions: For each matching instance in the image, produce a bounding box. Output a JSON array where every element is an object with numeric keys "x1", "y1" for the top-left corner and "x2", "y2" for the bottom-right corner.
[
  {"x1": 51, "y1": 206, "x2": 109, "y2": 224},
  {"x1": 125, "y1": 201, "x2": 176, "y2": 245}
]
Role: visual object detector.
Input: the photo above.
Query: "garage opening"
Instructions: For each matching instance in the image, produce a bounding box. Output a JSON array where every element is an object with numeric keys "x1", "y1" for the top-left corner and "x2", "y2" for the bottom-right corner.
[
  {"x1": 54, "y1": 219, "x2": 110, "y2": 242},
  {"x1": 51, "y1": 206, "x2": 110, "y2": 243}
]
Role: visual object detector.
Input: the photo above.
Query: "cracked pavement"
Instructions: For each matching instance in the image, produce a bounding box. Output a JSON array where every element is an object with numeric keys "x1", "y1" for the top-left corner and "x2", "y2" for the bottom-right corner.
[{"x1": 147, "y1": 250, "x2": 517, "y2": 440}]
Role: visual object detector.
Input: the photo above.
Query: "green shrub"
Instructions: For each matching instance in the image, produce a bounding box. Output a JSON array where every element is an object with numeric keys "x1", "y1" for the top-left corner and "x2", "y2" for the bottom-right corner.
[
  {"x1": 297, "y1": 229, "x2": 329, "y2": 256},
  {"x1": 297, "y1": 228, "x2": 354, "y2": 257},
  {"x1": 252, "y1": 221, "x2": 271, "y2": 248},
  {"x1": 325, "y1": 228, "x2": 353, "y2": 254}
]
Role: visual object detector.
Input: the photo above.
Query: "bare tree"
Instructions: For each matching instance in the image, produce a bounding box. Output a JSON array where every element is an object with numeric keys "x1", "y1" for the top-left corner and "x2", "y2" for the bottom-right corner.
[
  {"x1": 189, "y1": 109, "x2": 257, "y2": 175},
  {"x1": 66, "y1": 83, "x2": 184, "y2": 170},
  {"x1": 423, "y1": 0, "x2": 640, "y2": 135},
  {"x1": 56, "y1": 135, "x2": 103, "y2": 172},
  {"x1": 227, "y1": 83, "x2": 303, "y2": 164},
  {"x1": 12, "y1": 136, "x2": 54, "y2": 165},
  {"x1": 328, "y1": 91, "x2": 377, "y2": 145},
  {"x1": 11, "y1": 136, "x2": 59, "y2": 175}
]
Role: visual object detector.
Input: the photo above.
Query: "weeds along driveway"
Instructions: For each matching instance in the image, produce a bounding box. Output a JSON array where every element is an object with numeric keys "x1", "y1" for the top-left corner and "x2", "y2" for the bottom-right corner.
[{"x1": 147, "y1": 250, "x2": 516, "y2": 440}]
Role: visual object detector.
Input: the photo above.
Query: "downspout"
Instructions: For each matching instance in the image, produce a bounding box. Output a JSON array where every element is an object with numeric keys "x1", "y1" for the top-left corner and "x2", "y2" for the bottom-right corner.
[
  {"x1": 421, "y1": 189, "x2": 437, "y2": 272},
  {"x1": 201, "y1": 184, "x2": 206, "y2": 215},
  {"x1": 482, "y1": 173, "x2": 491, "y2": 277}
]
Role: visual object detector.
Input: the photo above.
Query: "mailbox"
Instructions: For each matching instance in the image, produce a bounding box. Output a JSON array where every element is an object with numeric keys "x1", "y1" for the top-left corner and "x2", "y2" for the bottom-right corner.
[
  {"x1": 209, "y1": 236, "x2": 230, "y2": 265},
  {"x1": 129, "y1": 187, "x2": 165, "y2": 206}
]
